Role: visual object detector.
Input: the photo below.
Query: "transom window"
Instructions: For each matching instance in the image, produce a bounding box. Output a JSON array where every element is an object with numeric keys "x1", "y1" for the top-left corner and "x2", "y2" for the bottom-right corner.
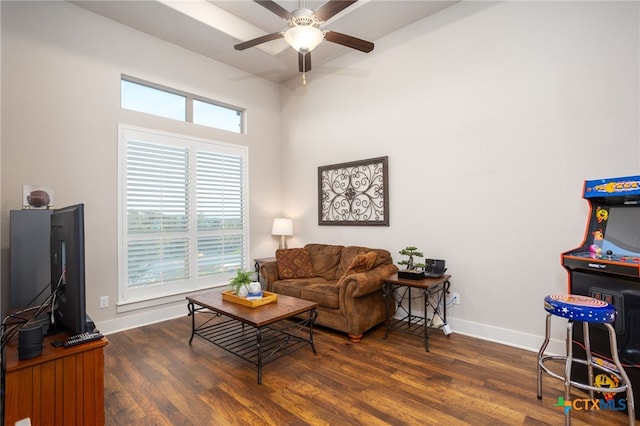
[{"x1": 121, "y1": 76, "x2": 244, "y2": 133}]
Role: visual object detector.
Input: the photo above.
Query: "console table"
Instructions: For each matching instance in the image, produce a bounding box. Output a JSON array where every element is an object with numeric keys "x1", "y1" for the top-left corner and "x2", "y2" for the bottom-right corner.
[
  {"x1": 3, "y1": 332, "x2": 108, "y2": 425},
  {"x1": 382, "y1": 273, "x2": 451, "y2": 351}
]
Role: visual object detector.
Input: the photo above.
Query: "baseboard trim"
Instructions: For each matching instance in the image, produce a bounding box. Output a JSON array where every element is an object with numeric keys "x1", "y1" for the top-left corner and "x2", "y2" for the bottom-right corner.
[
  {"x1": 446, "y1": 317, "x2": 565, "y2": 355},
  {"x1": 95, "y1": 301, "x2": 188, "y2": 335}
]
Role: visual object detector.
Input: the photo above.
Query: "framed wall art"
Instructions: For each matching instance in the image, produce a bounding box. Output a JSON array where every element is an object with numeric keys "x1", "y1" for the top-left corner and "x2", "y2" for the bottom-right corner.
[{"x1": 318, "y1": 156, "x2": 389, "y2": 226}]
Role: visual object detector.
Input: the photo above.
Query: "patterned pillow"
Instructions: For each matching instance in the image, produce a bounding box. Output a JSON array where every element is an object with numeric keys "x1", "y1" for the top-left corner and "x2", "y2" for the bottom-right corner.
[
  {"x1": 276, "y1": 248, "x2": 316, "y2": 279},
  {"x1": 341, "y1": 251, "x2": 377, "y2": 279}
]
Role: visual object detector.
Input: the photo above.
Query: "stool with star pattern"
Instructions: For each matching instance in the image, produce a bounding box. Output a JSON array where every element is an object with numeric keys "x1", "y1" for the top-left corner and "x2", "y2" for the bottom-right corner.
[{"x1": 536, "y1": 294, "x2": 635, "y2": 425}]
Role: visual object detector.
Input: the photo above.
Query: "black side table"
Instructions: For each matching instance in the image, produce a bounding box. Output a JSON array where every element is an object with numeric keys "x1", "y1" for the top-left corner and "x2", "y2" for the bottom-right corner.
[
  {"x1": 382, "y1": 273, "x2": 451, "y2": 351},
  {"x1": 254, "y1": 256, "x2": 276, "y2": 287}
]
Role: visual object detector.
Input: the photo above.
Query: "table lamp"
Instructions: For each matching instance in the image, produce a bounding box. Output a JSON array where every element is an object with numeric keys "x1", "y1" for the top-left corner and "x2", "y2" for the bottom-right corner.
[{"x1": 272, "y1": 218, "x2": 293, "y2": 249}]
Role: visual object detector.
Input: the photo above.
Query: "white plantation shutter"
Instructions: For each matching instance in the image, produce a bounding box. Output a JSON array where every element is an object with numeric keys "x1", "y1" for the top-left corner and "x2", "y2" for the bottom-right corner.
[
  {"x1": 119, "y1": 126, "x2": 248, "y2": 303},
  {"x1": 196, "y1": 151, "x2": 245, "y2": 276},
  {"x1": 126, "y1": 141, "x2": 191, "y2": 287}
]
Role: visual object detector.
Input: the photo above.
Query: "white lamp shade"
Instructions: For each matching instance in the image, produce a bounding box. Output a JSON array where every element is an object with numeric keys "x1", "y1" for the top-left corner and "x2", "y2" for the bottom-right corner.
[
  {"x1": 284, "y1": 25, "x2": 324, "y2": 53},
  {"x1": 272, "y1": 218, "x2": 293, "y2": 236}
]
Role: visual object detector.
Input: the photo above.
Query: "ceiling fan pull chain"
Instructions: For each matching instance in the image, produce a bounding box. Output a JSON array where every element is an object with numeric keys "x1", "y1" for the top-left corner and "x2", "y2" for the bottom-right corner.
[
  {"x1": 302, "y1": 53, "x2": 307, "y2": 85},
  {"x1": 301, "y1": 50, "x2": 308, "y2": 85}
]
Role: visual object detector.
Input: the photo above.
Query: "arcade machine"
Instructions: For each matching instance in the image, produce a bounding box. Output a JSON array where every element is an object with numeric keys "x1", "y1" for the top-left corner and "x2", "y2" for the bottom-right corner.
[{"x1": 562, "y1": 175, "x2": 640, "y2": 418}]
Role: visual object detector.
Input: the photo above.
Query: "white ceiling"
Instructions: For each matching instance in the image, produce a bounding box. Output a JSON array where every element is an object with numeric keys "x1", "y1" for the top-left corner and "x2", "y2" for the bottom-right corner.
[{"x1": 71, "y1": 0, "x2": 458, "y2": 83}]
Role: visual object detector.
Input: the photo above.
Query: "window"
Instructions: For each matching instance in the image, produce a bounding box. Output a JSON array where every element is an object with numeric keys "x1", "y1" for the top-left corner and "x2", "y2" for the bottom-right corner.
[
  {"x1": 121, "y1": 80, "x2": 186, "y2": 121},
  {"x1": 121, "y1": 77, "x2": 244, "y2": 133},
  {"x1": 118, "y1": 125, "x2": 249, "y2": 306},
  {"x1": 193, "y1": 99, "x2": 242, "y2": 133}
]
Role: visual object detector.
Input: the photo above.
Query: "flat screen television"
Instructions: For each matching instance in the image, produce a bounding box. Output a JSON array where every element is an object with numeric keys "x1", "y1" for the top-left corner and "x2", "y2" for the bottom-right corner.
[{"x1": 49, "y1": 203, "x2": 93, "y2": 335}]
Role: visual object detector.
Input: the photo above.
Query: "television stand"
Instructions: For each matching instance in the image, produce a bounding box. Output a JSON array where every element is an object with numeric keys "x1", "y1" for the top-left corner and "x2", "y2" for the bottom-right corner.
[
  {"x1": 46, "y1": 313, "x2": 96, "y2": 335},
  {"x1": 3, "y1": 330, "x2": 108, "y2": 425},
  {"x1": 85, "y1": 313, "x2": 96, "y2": 332}
]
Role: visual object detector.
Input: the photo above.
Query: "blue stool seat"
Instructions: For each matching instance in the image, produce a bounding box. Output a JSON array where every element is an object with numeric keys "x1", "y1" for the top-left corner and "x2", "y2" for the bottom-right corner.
[
  {"x1": 543, "y1": 294, "x2": 616, "y2": 323},
  {"x1": 537, "y1": 294, "x2": 635, "y2": 425}
]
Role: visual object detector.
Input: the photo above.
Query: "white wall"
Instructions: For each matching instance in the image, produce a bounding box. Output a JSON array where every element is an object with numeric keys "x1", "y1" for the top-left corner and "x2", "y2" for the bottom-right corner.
[
  {"x1": 0, "y1": 1, "x2": 283, "y2": 332},
  {"x1": 280, "y1": 1, "x2": 640, "y2": 352}
]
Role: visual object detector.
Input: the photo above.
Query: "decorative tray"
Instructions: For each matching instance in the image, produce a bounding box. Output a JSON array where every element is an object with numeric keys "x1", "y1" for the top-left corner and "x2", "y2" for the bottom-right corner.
[{"x1": 221, "y1": 290, "x2": 278, "y2": 308}]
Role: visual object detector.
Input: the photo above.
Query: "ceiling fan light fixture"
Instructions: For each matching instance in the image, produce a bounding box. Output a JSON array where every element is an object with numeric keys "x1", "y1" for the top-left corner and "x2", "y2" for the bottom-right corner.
[{"x1": 284, "y1": 25, "x2": 324, "y2": 54}]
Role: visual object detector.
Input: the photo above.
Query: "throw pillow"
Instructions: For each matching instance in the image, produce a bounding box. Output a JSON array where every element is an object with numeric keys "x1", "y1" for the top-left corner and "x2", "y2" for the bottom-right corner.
[
  {"x1": 340, "y1": 251, "x2": 377, "y2": 280},
  {"x1": 276, "y1": 248, "x2": 316, "y2": 279}
]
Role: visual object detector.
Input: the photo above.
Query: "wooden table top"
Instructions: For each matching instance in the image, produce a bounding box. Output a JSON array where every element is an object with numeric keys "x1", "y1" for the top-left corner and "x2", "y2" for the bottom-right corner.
[
  {"x1": 187, "y1": 290, "x2": 317, "y2": 328},
  {"x1": 383, "y1": 273, "x2": 451, "y2": 289}
]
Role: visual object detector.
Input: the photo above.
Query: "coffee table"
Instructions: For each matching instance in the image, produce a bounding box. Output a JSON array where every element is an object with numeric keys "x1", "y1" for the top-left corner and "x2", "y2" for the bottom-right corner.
[{"x1": 186, "y1": 290, "x2": 318, "y2": 384}]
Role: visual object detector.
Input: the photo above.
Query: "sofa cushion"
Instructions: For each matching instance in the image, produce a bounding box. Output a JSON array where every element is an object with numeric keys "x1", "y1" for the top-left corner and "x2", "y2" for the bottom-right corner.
[
  {"x1": 305, "y1": 243, "x2": 343, "y2": 280},
  {"x1": 276, "y1": 248, "x2": 316, "y2": 279},
  {"x1": 271, "y1": 277, "x2": 330, "y2": 299},
  {"x1": 370, "y1": 249, "x2": 393, "y2": 268},
  {"x1": 341, "y1": 251, "x2": 377, "y2": 279},
  {"x1": 336, "y1": 246, "x2": 393, "y2": 278},
  {"x1": 300, "y1": 283, "x2": 340, "y2": 309}
]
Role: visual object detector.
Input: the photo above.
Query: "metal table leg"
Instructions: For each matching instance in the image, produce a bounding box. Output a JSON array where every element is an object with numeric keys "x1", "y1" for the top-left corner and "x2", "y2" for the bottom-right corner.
[
  {"x1": 423, "y1": 288, "x2": 430, "y2": 351},
  {"x1": 257, "y1": 328, "x2": 263, "y2": 384},
  {"x1": 187, "y1": 301, "x2": 195, "y2": 344}
]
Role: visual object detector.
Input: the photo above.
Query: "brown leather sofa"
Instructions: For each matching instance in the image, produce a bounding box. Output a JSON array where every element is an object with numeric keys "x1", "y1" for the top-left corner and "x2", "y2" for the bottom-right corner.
[{"x1": 259, "y1": 243, "x2": 398, "y2": 342}]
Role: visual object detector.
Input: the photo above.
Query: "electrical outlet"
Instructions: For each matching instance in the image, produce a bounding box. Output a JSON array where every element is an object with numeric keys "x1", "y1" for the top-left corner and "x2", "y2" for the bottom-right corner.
[
  {"x1": 452, "y1": 292, "x2": 460, "y2": 305},
  {"x1": 99, "y1": 296, "x2": 109, "y2": 309}
]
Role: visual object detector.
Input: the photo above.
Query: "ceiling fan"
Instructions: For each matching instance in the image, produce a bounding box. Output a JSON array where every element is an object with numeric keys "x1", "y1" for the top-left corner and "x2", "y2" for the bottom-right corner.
[{"x1": 234, "y1": 0, "x2": 374, "y2": 83}]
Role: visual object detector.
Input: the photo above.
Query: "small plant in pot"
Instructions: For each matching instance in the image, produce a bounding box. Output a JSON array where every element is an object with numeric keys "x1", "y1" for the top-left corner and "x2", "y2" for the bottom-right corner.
[
  {"x1": 398, "y1": 246, "x2": 425, "y2": 271},
  {"x1": 397, "y1": 246, "x2": 426, "y2": 280},
  {"x1": 229, "y1": 269, "x2": 262, "y2": 298}
]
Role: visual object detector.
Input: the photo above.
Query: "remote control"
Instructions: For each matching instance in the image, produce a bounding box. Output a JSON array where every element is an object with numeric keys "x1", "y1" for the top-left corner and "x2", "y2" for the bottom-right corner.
[{"x1": 63, "y1": 331, "x2": 104, "y2": 348}]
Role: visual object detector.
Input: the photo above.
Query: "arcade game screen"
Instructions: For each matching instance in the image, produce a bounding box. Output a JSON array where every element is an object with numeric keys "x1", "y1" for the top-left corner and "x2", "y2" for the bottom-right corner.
[{"x1": 601, "y1": 206, "x2": 640, "y2": 258}]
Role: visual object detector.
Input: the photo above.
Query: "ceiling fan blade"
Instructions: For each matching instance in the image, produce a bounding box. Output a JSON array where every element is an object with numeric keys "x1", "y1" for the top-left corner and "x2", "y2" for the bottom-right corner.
[
  {"x1": 324, "y1": 31, "x2": 374, "y2": 53},
  {"x1": 234, "y1": 32, "x2": 284, "y2": 51},
  {"x1": 298, "y1": 52, "x2": 312, "y2": 72},
  {"x1": 315, "y1": 0, "x2": 358, "y2": 22},
  {"x1": 255, "y1": 0, "x2": 292, "y2": 20}
]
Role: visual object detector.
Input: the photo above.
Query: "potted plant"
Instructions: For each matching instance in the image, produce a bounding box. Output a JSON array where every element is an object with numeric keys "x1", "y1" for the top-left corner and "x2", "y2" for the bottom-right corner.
[
  {"x1": 398, "y1": 246, "x2": 425, "y2": 270},
  {"x1": 398, "y1": 246, "x2": 425, "y2": 280},
  {"x1": 229, "y1": 269, "x2": 254, "y2": 298}
]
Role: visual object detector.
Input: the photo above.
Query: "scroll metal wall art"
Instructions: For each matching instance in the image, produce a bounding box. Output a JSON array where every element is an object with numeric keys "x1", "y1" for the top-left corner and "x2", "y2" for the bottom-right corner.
[{"x1": 318, "y1": 156, "x2": 389, "y2": 226}]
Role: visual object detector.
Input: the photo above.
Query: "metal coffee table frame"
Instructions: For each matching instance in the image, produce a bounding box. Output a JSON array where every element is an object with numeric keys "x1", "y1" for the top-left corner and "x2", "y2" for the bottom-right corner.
[{"x1": 187, "y1": 292, "x2": 318, "y2": 384}]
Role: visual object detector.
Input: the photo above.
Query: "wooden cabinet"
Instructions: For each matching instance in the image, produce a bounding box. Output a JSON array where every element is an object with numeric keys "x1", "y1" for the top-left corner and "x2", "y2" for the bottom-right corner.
[{"x1": 4, "y1": 333, "x2": 108, "y2": 425}]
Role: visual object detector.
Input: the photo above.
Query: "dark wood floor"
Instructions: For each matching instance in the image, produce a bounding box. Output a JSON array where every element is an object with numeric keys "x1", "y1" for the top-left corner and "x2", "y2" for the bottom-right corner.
[{"x1": 103, "y1": 315, "x2": 631, "y2": 425}]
